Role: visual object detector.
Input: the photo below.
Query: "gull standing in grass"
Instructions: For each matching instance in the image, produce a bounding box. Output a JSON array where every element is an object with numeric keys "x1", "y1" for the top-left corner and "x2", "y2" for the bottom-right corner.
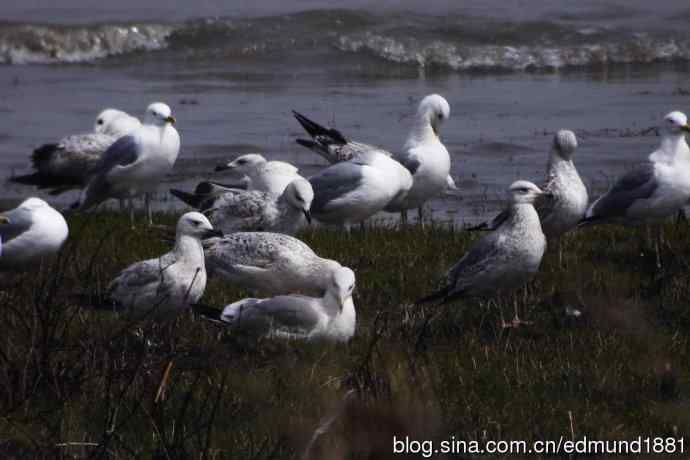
[
  {"x1": 581, "y1": 111, "x2": 690, "y2": 267},
  {"x1": 583, "y1": 111, "x2": 690, "y2": 225},
  {"x1": 293, "y1": 103, "x2": 457, "y2": 199},
  {"x1": 417, "y1": 181, "x2": 548, "y2": 321},
  {"x1": 308, "y1": 150, "x2": 412, "y2": 228},
  {"x1": 75, "y1": 102, "x2": 180, "y2": 225},
  {"x1": 214, "y1": 153, "x2": 301, "y2": 196},
  {"x1": 469, "y1": 130, "x2": 587, "y2": 264},
  {"x1": 106, "y1": 212, "x2": 221, "y2": 317},
  {"x1": 10, "y1": 108, "x2": 141, "y2": 195},
  {"x1": 203, "y1": 232, "x2": 343, "y2": 295},
  {"x1": 170, "y1": 177, "x2": 314, "y2": 235},
  {"x1": 0, "y1": 198, "x2": 69, "y2": 270},
  {"x1": 202, "y1": 266, "x2": 356, "y2": 342}
]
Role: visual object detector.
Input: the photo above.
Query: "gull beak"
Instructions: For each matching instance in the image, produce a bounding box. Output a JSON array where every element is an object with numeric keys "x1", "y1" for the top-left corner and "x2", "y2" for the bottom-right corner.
[
  {"x1": 303, "y1": 209, "x2": 312, "y2": 225},
  {"x1": 165, "y1": 115, "x2": 176, "y2": 125},
  {"x1": 0, "y1": 215, "x2": 9, "y2": 224},
  {"x1": 214, "y1": 163, "x2": 232, "y2": 172},
  {"x1": 201, "y1": 229, "x2": 224, "y2": 239},
  {"x1": 682, "y1": 124, "x2": 690, "y2": 133}
]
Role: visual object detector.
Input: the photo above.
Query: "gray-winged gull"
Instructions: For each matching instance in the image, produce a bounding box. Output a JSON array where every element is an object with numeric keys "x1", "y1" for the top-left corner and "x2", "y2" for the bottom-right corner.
[
  {"x1": 106, "y1": 211, "x2": 221, "y2": 317},
  {"x1": 170, "y1": 177, "x2": 313, "y2": 235},
  {"x1": 417, "y1": 181, "x2": 548, "y2": 305},
  {"x1": 203, "y1": 232, "x2": 343, "y2": 295},
  {"x1": 214, "y1": 153, "x2": 301, "y2": 197}
]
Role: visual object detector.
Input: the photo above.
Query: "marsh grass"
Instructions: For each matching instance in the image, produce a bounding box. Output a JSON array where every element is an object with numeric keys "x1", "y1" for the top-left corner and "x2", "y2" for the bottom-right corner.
[{"x1": 2, "y1": 213, "x2": 690, "y2": 458}]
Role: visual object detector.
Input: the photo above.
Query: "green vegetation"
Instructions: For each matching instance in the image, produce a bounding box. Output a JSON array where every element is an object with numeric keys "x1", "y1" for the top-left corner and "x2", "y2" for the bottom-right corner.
[{"x1": 1, "y1": 212, "x2": 690, "y2": 458}]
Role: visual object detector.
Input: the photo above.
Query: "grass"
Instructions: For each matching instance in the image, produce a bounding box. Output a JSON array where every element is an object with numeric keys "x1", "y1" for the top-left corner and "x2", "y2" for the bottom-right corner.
[{"x1": 2, "y1": 212, "x2": 690, "y2": 458}]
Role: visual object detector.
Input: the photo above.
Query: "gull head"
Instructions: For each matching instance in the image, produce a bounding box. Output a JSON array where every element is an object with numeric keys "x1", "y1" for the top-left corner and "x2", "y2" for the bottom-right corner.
[
  {"x1": 17, "y1": 197, "x2": 51, "y2": 214},
  {"x1": 508, "y1": 180, "x2": 548, "y2": 205},
  {"x1": 215, "y1": 153, "x2": 267, "y2": 173},
  {"x1": 94, "y1": 109, "x2": 128, "y2": 133},
  {"x1": 329, "y1": 266, "x2": 356, "y2": 310},
  {"x1": 144, "y1": 102, "x2": 176, "y2": 127},
  {"x1": 177, "y1": 212, "x2": 222, "y2": 240},
  {"x1": 417, "y1": 94, "x2": 450, "y2": 136},
  {"x1": 284, "y1": 178, "x2": 314, "y2": 224},
  {"x1": 553, "y1": 130, "x2": 578, "y2": 158},
  {"x1": 662, "y1": 111, "x2": 689, "y2": 136}
]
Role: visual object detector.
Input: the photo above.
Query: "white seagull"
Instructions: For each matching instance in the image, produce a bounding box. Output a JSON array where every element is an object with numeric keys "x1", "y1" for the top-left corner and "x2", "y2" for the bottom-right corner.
[
  {"x1": 170, "y1": 177, "x2": 314, "y2": 235},
  {"x1": 308, "y1": 150, "x2": 413, "y2": 227},
  {"x1": 0, "y1": 198, "x2": 69, "y2": 270},
  {"x1": 470, "y1": 130, "x2": 588, "y2": 239},
  {"x1": 214, "y1": 153, "x2": 301, "y2": 196},
  {"x1": 418, "y1": 181, "x2": 548, "y2": 305},
  {"x1": 210, "y1": 266, "x2": 357, "y2": 342},
  {"x1": 203, "y1": 232, "x2": 343, "y2": 295},
  {"x1": 76, "y1": 102, "x2": 180, "y2": 225},
  {"x1": 583, "y1": 111, "x2": 690, "y2": 226},
  {"x1": 10, "y1": 108, "x2": 141, "y2": 195},
  {"x1": 106, "y1": 212, "x2": 222, "y2": 317}
]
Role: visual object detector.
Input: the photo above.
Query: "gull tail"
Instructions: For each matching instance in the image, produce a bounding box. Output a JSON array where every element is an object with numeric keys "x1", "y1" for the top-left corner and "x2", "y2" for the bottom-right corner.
[
  {"x1": 465, "y1": 222, "x2": 490, "y2": 232},
  {"x1": 192, "y1": 303, "x2": 224, "y2": 323},
  {"x1": 414, "y1": 286, "x2": 451, "y2": 306},
  {"x1": 170, "y1": 188, "x2": 205, "y2": 209}
]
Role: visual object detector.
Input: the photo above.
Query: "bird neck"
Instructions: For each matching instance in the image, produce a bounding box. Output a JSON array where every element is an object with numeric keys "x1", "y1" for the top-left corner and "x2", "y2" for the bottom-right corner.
[
  {"x1": 660, "y1": 134, "x2": 690, "y2": 162},
  {"x1": 509, "y1": 204, "x2": 542, "y2": 230},
  {"x1": 174, "y1": 235, "x2": 205, "y2": 266},
  {"x1": 546, "y1": 151, "x2": 575, "y2": 178},
  {"x1": 405, "y1": 115, "x2": 437, "y2": 148}
]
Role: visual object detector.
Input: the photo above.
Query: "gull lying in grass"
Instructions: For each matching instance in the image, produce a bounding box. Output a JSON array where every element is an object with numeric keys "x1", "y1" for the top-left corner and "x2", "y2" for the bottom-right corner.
[
  {"x1": 10, "y1": 108, "x2": 141, "y2": 195},
  {"x1": 201, "y1": 266, "x2": 356, "y2": 342},
  {"x1": 470, "y1": 130, "x2": 588, "y2": 239},
  {"x1": 214, "y1": 153, "x2": 301, "y2": 196},
  {"x1": 106, "y1": 212, "x2": 221, "y2": 318},
  {"x1": 0, "y1": 198, "x2": 69, "y2": 270},
  {"x1": 170, "y1": 177, "x2": 313, "y2": 235},
  {"x1": 75, "y1": 103, "x2": 180, "y2": 225},
  {"x1": 418, "y1": 181, "x2": 548, "y2": 305},
  {"x1": 203, "y1": 232, "x2": 343, "y2": 295}
]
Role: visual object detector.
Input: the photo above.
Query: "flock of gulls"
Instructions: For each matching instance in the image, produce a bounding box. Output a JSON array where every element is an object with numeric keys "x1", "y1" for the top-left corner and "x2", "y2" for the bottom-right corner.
[{"x1": 2, "y1": 93, "x2": 690, "y2": 342}]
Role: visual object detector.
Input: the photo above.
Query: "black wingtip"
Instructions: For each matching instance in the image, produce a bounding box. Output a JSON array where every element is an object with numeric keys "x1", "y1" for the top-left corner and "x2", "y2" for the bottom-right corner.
[
  {"x1": 465, "y1": 222, "x2": 489, "y2": 232},
  {"x1": 192, "y1": 303, "x2": 224, "y2": 323},
  {"x1": 292, "y1": 110, "x2": 348, "y2": 145},
  {"x1": 414, "y1": 287, "x2": 450, "y2": 306},
  {"x1": 169, "y1": 188, "x2": 202, "y2": 208}
]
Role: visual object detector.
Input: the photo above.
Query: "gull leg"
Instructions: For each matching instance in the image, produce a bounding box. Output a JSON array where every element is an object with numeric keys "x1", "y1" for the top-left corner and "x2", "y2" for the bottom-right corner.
[
  {"x1": 129, "y1": 199, "x2": 135, "y2": 228},
  {"x1": 655, "y1": 227, "x2": 662, "y2": 270},
  {"x1": 418, "y1": 206, "x2": 425, "y2": 228},
  {"x1": 145, "y1": 193, "x2": 153, "y2": 226},
  {"x1": 676, "y1": 209, "x2": 687, "y2": 226},
  {"x1": 558, "y1": 239, "x2": 563, "y2": 270},
  {"x1": 400, "y1": 209, "x2": 408, "y2": 226}
]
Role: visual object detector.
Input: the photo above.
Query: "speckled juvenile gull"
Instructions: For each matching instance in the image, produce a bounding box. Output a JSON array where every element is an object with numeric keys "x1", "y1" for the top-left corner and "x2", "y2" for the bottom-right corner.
[
  {"x1": 0, "y1": 198, "x2": 69, "y2": 270},
  {"x1": 417, "y1": 181, "x2": 548, "y2": 304},
  {"x1": 210, "y1": 266, "x2": 356, "y2": 342},
  {"x1": 106, "y1": 212, "x2": 221, "y2": 317},
  {"x1": 203, "y1": 232, "x2": 343, "y2": 295},
  {"x1": 470, "y1": 130, "x2": 588, "y2": 238},
  {"x1": 10, "y1": 109, "x2": 141, "y2": 194},
  {"x1": 583, "y1": 111, "x2": 690, "y2": 225},
  {"x1": 293, "y1": 108, "x2": 457, "y2": 196},
  {"x1": 308, "y1": 150, "x2": 412, "y2": 227},
  {"x1": 214, "y1": 153, "x2": 301, "y2": 197},
  {"x1": 170, "y1": 177, "x2": 314, "y2": 235},
  {"x1": 76, "y1": 102, "x2": 180, "y2": 225}
]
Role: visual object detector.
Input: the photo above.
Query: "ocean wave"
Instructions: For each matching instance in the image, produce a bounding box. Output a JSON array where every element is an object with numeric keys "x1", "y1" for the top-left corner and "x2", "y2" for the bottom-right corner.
[
  {"x1": 335, "y1": 32, "x2": 690, "y2": 71},
  {"x1": 0, "y1": 23, "x2": 174, "y2": 64}
]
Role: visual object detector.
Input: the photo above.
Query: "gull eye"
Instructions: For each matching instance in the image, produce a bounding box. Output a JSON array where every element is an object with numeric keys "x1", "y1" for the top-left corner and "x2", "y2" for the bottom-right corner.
[
  {"x1": 296, "y1": 195, "x2": 304, "y2": 203},
  {"x1": 190, "y1": 220, "x2": 201, "y2": 227},
  {"x1": 236, "y1": 159, "x2": 247, "y2": 165},
  {"x1": 97, "y1": 119, "x2": 104, "y2": 125}
]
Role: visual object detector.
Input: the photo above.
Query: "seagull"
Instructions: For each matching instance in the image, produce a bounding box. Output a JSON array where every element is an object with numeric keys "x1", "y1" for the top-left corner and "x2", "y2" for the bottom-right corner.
[
  {"x1": 203, "y1": 232, "x2": 343, "y2": 295},
  {"x1": 470, "y1": 130, "x2": 588, "y2": 239},
  {"x1": 203, "y1": 266, "x2": 356, "y2": 342},
  {"x1": 384, "y1": 94, "x2": 452, "y2": 223},
  {"x1": 0, "y1": 198, "x2": 69, "y2": 270},
  {"x1": 583, "y1": 111, "x2": 690, "y2": 226},
  {"x1": 293, "y1": 106, "x2": 457, "y2": 200},
  {"x1": 417, "y1": 181, "x2": 548, "y2": 305},
  {"x1": 170, "y1": 177, "x2": 314, "y2": 235},
  {"x1": 9, "y1": 108, "x2": 141, "y2": 195},
  {"x1": 214, "y1": 153, "x2": 301, "y2": 196},
  {"x1": 105, "y1": 212, "x2": 222, "y2": 318},
  {"x1": 308, "y1": 150, "x2": 413, "y2": 228},
  {"x1": 75, "y1": 102, "x2": 180, "y2": 225}
]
